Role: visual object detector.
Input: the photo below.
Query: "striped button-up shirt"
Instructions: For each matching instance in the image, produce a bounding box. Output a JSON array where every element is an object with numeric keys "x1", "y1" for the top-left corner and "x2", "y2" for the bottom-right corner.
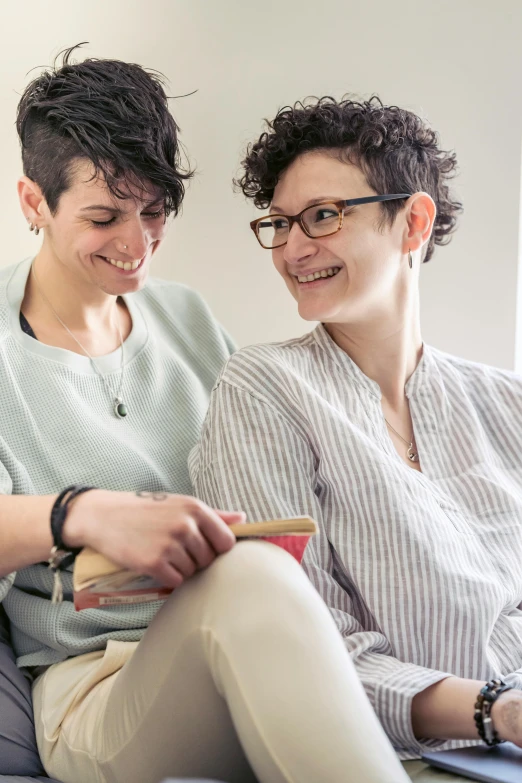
[{"x1": 190, "y1": 324, "x2": 522, "y2": 758}]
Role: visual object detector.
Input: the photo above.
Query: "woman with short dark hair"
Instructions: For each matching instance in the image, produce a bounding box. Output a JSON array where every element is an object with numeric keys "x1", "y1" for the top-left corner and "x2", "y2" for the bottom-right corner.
[
  {"x1": 191, "y1": 96, "x2": 522, "y2": 779},
  {"x1": 0, "y1": 52, "x2": 409, "y2": 783}
]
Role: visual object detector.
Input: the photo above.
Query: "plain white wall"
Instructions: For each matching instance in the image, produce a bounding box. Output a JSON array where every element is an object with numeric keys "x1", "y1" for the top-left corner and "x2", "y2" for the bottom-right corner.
[{"x1": 2, "y1": 0, "x2": 522, "y2": 368}]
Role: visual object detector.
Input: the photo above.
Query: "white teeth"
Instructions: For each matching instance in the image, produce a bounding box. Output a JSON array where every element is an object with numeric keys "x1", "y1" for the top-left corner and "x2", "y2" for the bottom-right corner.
[
  {"x1": 297, "y1": 267, "x2": 341, "y2": 283},
  {"x1": 104, "y1": 257, "x2": 141, "y2": 271}
]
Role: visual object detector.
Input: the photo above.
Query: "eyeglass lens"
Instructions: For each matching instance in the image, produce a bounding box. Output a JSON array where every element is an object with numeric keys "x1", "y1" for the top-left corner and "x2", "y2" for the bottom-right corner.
[{"x1": 256, "y1": 202, "x2": 342, "y2": 248}]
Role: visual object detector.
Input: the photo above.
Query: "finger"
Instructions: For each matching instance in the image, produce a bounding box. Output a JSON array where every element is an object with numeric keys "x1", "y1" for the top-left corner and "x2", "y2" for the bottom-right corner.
[
  {"x1": 149, "y1": 561, "x2": 185, "y2": 590},
  {"x1": 216, "y1": 510, "x2": 247, "y2": 525},
  {"x1": 193, "y1": 505, "x2": 237, "y2": 554},
  {"x1": 167, "y1": 543, "x2": 199, "y2": 578},
  {"x1": 185, "y1": 532, "x2": 217, "y2": 570}
]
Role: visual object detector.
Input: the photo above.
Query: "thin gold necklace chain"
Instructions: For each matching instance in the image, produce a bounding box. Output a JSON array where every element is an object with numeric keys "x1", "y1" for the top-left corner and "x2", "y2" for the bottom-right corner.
[
  {"x1": 30, "y1": 265, "x2": 125, "y2": 403},
  {"x1": 384, "y1": 417, "x2": 419, "y2": 463},
  {"x1": 384, "y1": 418, "x2": 413, "y2": 448}
]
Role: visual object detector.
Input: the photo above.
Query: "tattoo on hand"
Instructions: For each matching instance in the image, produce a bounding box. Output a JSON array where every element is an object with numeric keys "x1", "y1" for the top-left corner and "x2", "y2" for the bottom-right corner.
[{"x1": 136, "y1": 490, "x2": 169, "y2": 502}]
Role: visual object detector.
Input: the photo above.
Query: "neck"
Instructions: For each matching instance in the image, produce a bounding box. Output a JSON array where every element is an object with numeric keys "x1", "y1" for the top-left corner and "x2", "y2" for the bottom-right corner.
[
  {"x1": 25, "y1": 247, "x2": 120, "y2": 333},
  {"x1": 325, "y1": 292, "x2": 423, "y2": 407}
]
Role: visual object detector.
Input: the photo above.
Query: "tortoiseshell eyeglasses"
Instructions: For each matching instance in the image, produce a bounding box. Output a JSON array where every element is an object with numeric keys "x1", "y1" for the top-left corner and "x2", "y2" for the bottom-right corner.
[{"x1": 250, "y1": 194, "x2": 411, "y2": 249}]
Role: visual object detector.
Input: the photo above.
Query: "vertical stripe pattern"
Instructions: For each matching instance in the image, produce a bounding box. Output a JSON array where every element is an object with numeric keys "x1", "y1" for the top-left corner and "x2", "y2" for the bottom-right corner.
[{"x1": 190, "y1": 324, "x2": 522, "y2": 758}]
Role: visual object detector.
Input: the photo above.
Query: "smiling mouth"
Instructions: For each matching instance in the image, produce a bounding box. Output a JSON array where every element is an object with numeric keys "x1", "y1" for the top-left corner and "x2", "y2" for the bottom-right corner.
[
  {"x1": 100, "y1": 256, "x2": 143, "y2": 272},
  {"x1": 296, "y1": 266, "x2": 341, "y2": 283}
]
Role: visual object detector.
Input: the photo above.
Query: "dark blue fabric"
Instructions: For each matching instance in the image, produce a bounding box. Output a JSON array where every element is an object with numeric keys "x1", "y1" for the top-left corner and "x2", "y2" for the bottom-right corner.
[
  {"x1": 19, "y1": 313, "x2": 37, "y2": 340},
  {"x1": 0, "y1": 607, "x2": 57, "y2": 779},
  {"x1": 0, "y1": 778, "x2": 59, "y2": 782}
]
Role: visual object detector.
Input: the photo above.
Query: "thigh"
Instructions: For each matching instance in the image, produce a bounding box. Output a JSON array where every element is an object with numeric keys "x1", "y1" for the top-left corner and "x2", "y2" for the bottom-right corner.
[
  {"x1": 97, "y1": 566, "x2": 256, "y2": 783},
  {"x1": 0, "y1": 607, "x2": 47, "y2": 777},
  {"x1": 33, "y1": 575, "x2": 255, "y2": 783},
  {"x1": 403, "y1": 759, "x2": 476, "y2": 781},
  {"x1": 35, "y1": 542, "x2": 410, "y2": 783}
]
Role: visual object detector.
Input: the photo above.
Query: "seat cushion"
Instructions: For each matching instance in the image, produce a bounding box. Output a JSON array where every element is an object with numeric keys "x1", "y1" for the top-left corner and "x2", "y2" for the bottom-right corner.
[{"x1": 0, "y1": 607, "x2": 57, "y2": 779}]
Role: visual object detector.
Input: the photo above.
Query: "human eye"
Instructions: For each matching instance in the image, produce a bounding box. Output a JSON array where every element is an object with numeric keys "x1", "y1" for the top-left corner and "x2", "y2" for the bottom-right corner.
[
  {"x1": 142, "y1": 208, "x2": 165, "y2": 220},
  {"x1": 91, "y1": 217, "x2": 117, "y2": 228},
  {"x1": 271, "y1": 216, "x2": 289, "y2": 233},
  {"x1": 313, "y1": 206, "x2": 339, "y2": 223}
]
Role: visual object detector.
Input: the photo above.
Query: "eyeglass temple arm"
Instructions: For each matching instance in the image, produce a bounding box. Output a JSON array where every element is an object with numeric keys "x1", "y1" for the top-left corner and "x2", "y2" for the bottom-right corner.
[{"x1": 342, "y1": 194, "x2": 411, "y2": 207}]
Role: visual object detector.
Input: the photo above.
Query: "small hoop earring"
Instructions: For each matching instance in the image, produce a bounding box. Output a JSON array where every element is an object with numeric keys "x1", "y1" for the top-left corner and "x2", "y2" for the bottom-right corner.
[
  {"x1": 408, "y1": 250, "x2": 413, "y2": 269},
  {"x1": 28, "y1": 222, "x2": 34, "y2": 232},
  {"x1": 34, "y1": 226, "x2": 40, "y2": 236}
]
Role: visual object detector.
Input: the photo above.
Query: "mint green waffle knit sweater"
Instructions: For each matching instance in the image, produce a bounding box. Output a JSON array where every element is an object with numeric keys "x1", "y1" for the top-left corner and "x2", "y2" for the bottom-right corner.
[{"x1": 0, "y1": 257, "x2": 234, "y2": 667}]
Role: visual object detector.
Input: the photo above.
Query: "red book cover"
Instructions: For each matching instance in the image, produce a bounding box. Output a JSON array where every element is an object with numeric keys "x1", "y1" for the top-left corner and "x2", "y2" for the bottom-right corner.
[{"x1": 248, "y1": 534, "x2": 311, "y2": 563}]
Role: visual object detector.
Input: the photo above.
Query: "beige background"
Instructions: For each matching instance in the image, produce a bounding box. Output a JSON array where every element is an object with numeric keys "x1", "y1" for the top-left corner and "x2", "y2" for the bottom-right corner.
[{"x1": 2, "y1": 0, "x2": 522, "y2": 368}]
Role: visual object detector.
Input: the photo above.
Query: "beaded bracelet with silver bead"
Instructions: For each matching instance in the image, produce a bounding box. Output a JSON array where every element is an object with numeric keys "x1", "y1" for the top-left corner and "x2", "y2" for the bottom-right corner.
[{"x1": 474, "y1": 679, "x2": 512, "y2": 746}]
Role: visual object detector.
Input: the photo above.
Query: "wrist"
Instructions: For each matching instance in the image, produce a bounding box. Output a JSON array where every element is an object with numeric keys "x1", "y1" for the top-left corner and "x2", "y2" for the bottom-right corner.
[
  {"x1": 61, "y1": 488, "x2": 102, "y2": 549},
  {"x1": 490, "y1": 689, "x2": 522, "y2": 742}
]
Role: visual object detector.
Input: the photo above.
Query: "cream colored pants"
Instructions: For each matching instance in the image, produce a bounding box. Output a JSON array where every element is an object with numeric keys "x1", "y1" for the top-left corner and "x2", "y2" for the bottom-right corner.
[{"x1": 33, "y1": 541, "x2": 413, "y2": 783}]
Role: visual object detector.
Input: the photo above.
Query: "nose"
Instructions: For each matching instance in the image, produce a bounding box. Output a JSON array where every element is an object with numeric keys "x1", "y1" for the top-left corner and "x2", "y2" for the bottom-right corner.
[
  {"x1": 119, "y1": 217, "x2": 154, "y2": 259},
  {"x1": 282, "y1": 221, "x2": 317, "y2": 265}
]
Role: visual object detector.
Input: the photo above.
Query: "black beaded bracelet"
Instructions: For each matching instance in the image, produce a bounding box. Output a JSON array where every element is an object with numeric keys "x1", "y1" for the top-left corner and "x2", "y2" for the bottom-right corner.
[
  {"x1": 48, "y1": 485, "x2": 94, "y2": 603},
  {"x1": 474, "y1": 679, "x2": 512, "y2": 746}
]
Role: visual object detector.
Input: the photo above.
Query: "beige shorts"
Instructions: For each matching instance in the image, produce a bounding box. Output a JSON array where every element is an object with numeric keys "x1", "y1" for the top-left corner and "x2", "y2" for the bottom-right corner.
[{"x1": 33, "y1": 640, "x2": 138, "y2": 783}]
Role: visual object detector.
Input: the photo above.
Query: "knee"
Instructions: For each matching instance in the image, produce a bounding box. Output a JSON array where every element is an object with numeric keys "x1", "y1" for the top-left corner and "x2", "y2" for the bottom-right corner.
[{"x1": 204, "y1": 540, "x2": 324, "y2": 618}]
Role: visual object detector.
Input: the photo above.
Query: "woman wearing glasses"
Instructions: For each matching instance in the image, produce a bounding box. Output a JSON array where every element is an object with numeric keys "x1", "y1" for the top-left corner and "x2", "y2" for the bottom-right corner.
[{"x1": 191, "y1": 96, "x2": 522, "y2": 779}]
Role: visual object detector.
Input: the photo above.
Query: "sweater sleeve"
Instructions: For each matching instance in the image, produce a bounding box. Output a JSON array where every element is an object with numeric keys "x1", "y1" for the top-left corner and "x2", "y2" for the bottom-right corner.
[
  {"x1": 219, "y1": 325, "x2": 237, "y2": 357},
  {"x1": 0, "y1": 461, "x2": 16, "y2": 603},
  {"x1": 190, "y1": 378, "x2": 452, "y2": 754}
]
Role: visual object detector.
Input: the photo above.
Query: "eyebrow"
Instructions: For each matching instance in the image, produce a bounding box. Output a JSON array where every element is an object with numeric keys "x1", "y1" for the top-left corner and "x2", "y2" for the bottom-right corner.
[
  {"x1": 80, "y1": 198, "x2": 164, "y2": 214},
  {"x1": 270, "y1": 196, "x2": 343, "y2": 214}
]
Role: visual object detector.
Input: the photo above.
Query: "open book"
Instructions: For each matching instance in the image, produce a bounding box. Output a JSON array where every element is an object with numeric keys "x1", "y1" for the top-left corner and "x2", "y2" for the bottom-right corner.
[{"x1": 73, "y1": 516, "x2": 318, "y2": 610}]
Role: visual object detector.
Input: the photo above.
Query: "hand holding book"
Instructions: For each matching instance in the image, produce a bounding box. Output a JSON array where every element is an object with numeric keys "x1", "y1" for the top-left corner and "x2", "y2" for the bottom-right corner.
[
  {"x1": 73, "y1": 516, "x2": 317, "y2": 610},
  {"x1": 63, "y1": 490, "x2": 246, "y2": 592}
]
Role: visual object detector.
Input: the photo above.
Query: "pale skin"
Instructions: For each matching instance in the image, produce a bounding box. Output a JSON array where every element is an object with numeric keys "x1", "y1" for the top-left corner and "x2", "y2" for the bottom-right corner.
[
  {"x1": 268, "y1": 150, "x2": 522, "y2": 744},
  {"x1": 1, "y1": 161, "x2": 244, "y2": 592}
]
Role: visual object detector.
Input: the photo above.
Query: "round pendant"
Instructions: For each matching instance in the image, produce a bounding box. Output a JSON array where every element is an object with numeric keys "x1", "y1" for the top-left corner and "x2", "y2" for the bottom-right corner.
[
  {"x1": 114, "y1": 401, "x2": 128, "y2": 418},
  {"x1": 407, "y1": 446, "x2": 418, "y2": 462}
]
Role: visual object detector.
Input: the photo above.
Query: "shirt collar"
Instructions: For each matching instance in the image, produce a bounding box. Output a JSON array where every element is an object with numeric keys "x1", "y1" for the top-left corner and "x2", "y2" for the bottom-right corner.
[{"x1": 313, "y1": 323, "x2": 432, "y2": 399}]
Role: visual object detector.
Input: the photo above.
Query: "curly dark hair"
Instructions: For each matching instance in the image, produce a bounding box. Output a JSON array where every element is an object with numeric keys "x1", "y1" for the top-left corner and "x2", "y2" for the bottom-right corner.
[
  {"x1": 16, "y1": 43, "x2": 193, "y2": 216},
  {"x1": 237, "y1": 96, "x2": 462, "y2": 262}
]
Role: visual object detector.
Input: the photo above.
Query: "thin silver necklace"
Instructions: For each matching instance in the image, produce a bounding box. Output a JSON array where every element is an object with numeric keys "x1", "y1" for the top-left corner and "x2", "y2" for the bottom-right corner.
[
  {"x1": 384, "y1": 418, "x2": 419, "y2": 463},
  {"x1": 31, "y1": 265, "x2": 128, "y2": 419}
]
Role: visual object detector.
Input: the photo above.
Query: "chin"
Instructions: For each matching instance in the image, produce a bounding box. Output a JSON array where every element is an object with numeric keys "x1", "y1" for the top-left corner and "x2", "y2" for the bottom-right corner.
[
  {"x1": 297, "y1": 303, "x2": 343, "y2": 323},
  {"x1": 98, "y1": 262, "x2": 150, "y2": 296},
  {"x1": 99, "y1": 273, "x2": 148, "y2": 297}
]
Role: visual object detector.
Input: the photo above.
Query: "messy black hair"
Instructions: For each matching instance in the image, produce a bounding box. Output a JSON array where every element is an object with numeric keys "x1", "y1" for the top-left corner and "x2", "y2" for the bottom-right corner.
[
  {"x1": 237, "y1": 96, "x2": 463, "y2": 262},
  {"x1": 16, "y1": 43, "x2": 193, "y2": 216}
]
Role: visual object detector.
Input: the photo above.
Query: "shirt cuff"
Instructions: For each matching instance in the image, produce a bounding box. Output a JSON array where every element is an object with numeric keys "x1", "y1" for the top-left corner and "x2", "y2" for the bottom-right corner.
[{"x1": 370, "y1": 659, "x2": 453, "y2": 754}]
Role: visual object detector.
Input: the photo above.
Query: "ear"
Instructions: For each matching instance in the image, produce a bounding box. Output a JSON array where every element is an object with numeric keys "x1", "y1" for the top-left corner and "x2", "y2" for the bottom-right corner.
[
  {"x1": 17, "y1": 176, "x2": 47, "y2": 229},
  {"x1": 402, "y1": 192, "x2": 436, "y2": 255}
]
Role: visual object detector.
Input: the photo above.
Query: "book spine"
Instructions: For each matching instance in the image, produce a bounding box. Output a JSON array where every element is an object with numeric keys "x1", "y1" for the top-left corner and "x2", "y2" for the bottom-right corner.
[{"x1": 74, "y1": 586, "x2": 173, "y2": 611}]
